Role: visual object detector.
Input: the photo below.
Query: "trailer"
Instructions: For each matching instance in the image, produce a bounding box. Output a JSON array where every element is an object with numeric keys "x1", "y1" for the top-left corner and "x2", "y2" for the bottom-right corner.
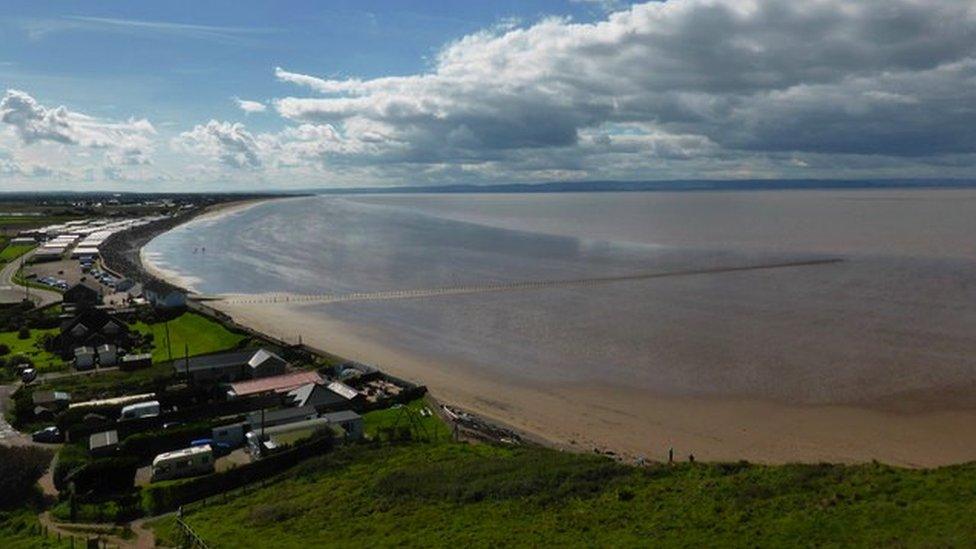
[{"x1": 151, "y1": 445, "x2": 215, "y2": 482}]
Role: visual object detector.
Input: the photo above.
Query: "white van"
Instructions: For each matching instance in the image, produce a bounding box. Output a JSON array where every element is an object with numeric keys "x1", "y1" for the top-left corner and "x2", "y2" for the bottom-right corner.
[
  {"x1": 120, "y1": 400, "x2": 160, "y2": 421},
  {"x1": 151, "y1": 445, "x2": 214, "y2": 482}
]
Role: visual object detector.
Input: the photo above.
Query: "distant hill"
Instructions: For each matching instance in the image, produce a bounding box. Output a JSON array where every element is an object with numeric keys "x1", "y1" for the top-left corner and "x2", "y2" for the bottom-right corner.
[{"x1": 307, "y1": 178, "x2": 976, "y2": 195}]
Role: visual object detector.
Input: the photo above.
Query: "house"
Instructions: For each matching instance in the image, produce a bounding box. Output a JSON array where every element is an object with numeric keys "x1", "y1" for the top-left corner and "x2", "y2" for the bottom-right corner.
[
  {"x1": 247, "y1": 349, "x2": 288, "y2": 378},
  {"x1": 74, "y1": 347, "x2": 96, "y2": 370},
  {"x1": 89, "y1": 430, "x2": 119, "y2": 457},
  {"x1": 58, "y1": 309, "x2": 130, "y2": 357},
  {"x1": 62, "y1": 282, "x2": 101, "y2": 309},
  {"x1": 322, "y1": 410, "x2": 364, "y2": 440},
  {"x1": 144, "y1": 282, "x2": 187, "y2": 310},
  {"x1": 97, "y1": 344, "x2": 117, "y2": 366},
  {"x1": 246, "y1": 406, "x2": 318, "y2": 430},
  {"x1": 227, "y1": 371, "x2": 323, "y2": 399},
  {"x1": 173, "y1": 348, "x2": 289, "y2": 384},
  {"x1": 32, "y1": 391, "x2": 71, "y2": 413},
  {"x1": 287, "y1": 382, "x2": 359, "y2": 411}
]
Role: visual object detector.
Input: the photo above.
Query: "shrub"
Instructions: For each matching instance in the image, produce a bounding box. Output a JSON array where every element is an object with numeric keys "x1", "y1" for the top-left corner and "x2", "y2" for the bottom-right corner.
[
  {"x1": 0, "y1": 446, "x2": 53, "y2": 508},
  {"x1": 0, "y1": 343, "x2": 9, "y2": 355},
  {"x1": 7, "y1": 353, "x2": 31, "y2": 367},
  {"x1": 53, "y1": 444, "x2": 91, "y2": 493},
  {"x1": 17, "y1": 326, "x2": 30, "y2": 340},
  {"x1": 71, "y1": 457, "x2": 140, "y2": 496}
]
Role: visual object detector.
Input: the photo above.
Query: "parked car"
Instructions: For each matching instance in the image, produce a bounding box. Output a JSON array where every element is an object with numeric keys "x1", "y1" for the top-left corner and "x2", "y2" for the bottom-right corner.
[
  {"x1": 20, "y1": 368, "x2": 37, "y2": 383},
  {"x1": 31, "y1": 426, "x2": 63, "y2": 443}
]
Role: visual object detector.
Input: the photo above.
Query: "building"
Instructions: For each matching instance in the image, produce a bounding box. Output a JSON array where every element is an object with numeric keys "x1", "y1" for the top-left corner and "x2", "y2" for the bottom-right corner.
[
  {"x1": 227, "y1": 370, "x2": 323, "y2": 399},
  {"x1": 97, "y1": 344, "x2": 117, "y2": 366},
  {"x1": 245, "y1": 417, "x2": 334, "y2": 458},
  {"x1": 247, "y1": 349, "x2": 288, "y2": 378},
  {"x1": 74, "y1": 347, "x2": 96, "y2": 370},
  {"x1": 287, "y1": 382, "x2": 359, "y2": 411},
  {"x1": 211, "y1": 422, "x2": 248, "y2": 449},
  {"x1": 62, "y1": 282, "x2": 101, "y2": 309},
  {"x1": 322, "y1": 410, "x2": 364, "y2": 440},
  {"x1": 89, "y1": 430, "x2": 119, "y2": 457},
  {"x1": 144, "y1": 282, "x2": 187, "y2": 310},
  {"x1": 120, "y1": 400, "x2": 160, "y2": 420},
  {"x1": 32, "y1": 391, "x2": 71, "y2": 413},
  {"x1": 247, "y1": 405, "x2": 318, "y2": 430},
  {"x1": 173, "y1": 348, "x2": 289, "y2": 384},
  {"x1": 58, "y1": 309, "x2": 130, "y2": 357},
  {"x1": 120, "y1": 353, "x2": 152, "y2": 371}
]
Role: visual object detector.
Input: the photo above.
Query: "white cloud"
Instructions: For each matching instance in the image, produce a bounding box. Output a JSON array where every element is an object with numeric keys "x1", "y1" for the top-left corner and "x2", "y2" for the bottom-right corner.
[
  {"x1": 267, "y1": 0, "x2": 976, "y2": 181},
  {"x1": 173, "y1": 120, "x2": 263, "y2": 168},
  {"x1": 234, "y1": 98, "x2": 267, "y2": 114}
]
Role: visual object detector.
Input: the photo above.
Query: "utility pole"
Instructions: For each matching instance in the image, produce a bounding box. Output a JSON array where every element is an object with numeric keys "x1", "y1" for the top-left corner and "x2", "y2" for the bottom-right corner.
[{"x1": 164, "y1": 320, "x2": 173, "y2": 363}]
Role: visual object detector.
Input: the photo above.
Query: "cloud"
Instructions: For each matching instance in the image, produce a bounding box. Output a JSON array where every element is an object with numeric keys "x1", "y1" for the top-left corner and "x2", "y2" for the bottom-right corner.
[
  {"x1": 0, "y1": 89, "x2": 156, "y2": 161},
  {"x1": 23, "y1": 16, "x2": 276, "y2": 45},
  {"x1": 267, "y1": 0, "x2": 976, "y2": 180},
  {"x1": 234, "y1": 98, "x2": 267, "y2": 114},
  {"x1": 173, "y1": 120, "x2": 263, "y2": 168}
]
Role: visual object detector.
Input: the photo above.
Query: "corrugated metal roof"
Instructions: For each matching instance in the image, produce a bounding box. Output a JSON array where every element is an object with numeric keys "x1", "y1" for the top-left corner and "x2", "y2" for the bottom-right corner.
[{"x1": 229, "y1": 371, "x2": 323, "y2": 397}]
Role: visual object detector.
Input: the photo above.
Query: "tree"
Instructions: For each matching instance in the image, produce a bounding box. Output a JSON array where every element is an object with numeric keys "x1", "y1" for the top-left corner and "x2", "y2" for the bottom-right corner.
[
  {"x1": 0, "y1": 343, "x2": 10, "y2": 355},
  {"x1": 0, "y1": 446, "x2": 52, "y2": 508},
  {"x1": 17, "y1": 326, "x2": 30, "y2": 340}
]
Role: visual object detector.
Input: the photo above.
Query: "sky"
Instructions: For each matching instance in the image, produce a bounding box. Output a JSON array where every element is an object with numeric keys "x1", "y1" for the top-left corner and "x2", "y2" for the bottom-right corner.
[{"x1": 1, "y1": 0, "x2": 975, "y2": 191}]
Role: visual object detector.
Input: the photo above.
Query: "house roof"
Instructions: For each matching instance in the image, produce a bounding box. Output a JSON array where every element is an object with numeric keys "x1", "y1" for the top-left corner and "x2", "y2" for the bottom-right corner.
[
  {"x1": 89, "y1": 430, "x2": 119, "y2": 450},
  {"x1": 326, "y1": 381, "x2": 360, "y2": 401},
  {"x1": 33, "y1": 391, "x2": 70, "y2": 404},
  {"x1": 228, "y1": 371, "x2": 322, "y2": 397},
  {"x1": 247, "y1": 405, "x2": 318, "y2": 427},
  {"x1": 248, "y1": 348, "x2": 286, "y2": 370},
  {"x1": 322, "y1": 410, "x2": 362, "y2": 423},
  {"x1": 173, "y1": 348, "x2": 259, "y2": 373},
  {"x1": 60, "y1": 309, "x2": 127, "y2": 338}
]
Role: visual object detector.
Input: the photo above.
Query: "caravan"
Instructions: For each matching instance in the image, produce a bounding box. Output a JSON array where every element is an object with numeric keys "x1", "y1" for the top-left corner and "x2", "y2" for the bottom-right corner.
[{"x1": 151, "y1": 445, "x2": 215, "y2": 482}]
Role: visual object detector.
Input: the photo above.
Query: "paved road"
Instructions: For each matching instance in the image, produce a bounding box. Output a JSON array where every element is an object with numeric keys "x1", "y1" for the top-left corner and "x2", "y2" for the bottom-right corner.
[{"x1": 0, "y1": 249, "x2": 62, "y2": 307}]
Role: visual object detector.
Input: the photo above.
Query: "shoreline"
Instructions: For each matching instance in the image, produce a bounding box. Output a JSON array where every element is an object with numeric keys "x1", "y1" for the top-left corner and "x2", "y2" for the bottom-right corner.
[
  {"x1": 133, "y1": 194, "x2": 976, "y2": 468},
  {"x1": 103, "y1": 196, "x2": 288, "y2": 295},
  {"x1": 208, "y1": 299, "x2": 976, "y2": 468}
]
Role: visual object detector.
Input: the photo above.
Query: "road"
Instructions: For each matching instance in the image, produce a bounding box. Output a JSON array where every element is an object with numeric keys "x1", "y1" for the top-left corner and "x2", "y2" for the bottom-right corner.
[{"x1": 0, "y1": 249, "x2": 62, "y2": 307}]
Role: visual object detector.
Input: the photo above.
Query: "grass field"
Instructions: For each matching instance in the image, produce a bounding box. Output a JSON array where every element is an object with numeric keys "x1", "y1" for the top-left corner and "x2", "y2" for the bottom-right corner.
[
  {"x1": 148, "y1": 437, "x2": 976, "y2": 547},
  {"x1": 0, "y1": 244, "x2": 35, "y2": 264},
  {"x1": 0, "y1": 510, "x2": 62, "y2": 549},
  {"x1": 132, "y1": 312, "x2": 247, "y2": 363},
  {"x1": 0, "y1": 327, "x2": 61, "y2": 368}
]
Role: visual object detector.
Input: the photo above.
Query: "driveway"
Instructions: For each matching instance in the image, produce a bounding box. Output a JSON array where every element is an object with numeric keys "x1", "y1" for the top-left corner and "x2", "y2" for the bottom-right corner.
[{"x1": 0, "y1": 249, "x2": 62, "y2": 307}]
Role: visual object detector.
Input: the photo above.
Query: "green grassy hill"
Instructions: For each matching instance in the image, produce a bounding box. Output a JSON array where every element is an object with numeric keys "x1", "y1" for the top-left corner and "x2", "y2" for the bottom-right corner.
[
  {"x1": 150, "y1": 440, "x2": 976, "y2": 547},
  {"x1": 131, "y1": 312, "x2": 246, "y2": 363}
]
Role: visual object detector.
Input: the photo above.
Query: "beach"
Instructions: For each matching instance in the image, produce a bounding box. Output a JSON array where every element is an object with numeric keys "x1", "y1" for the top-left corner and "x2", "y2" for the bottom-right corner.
[{"x1": 141, "y1": 191, "x2": 976, "y2": 467}]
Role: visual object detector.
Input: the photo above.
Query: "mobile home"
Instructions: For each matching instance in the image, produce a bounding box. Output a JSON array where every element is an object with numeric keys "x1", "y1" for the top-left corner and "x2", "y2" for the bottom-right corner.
[
  {"x1": 151, "y1": 445, "x2": 215, "y2": 482},
  {"x1": 120, "y1": 400, "x2": 160, "y2": 420},
  {"x1": 245, "y1": 417, "x2": 333, "y2": 458}
]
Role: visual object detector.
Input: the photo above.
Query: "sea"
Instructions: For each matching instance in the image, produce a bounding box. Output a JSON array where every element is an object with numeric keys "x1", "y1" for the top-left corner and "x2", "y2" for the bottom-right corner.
[{"x1": 143, "y1": 190, "x2": 976, "y2": 408}]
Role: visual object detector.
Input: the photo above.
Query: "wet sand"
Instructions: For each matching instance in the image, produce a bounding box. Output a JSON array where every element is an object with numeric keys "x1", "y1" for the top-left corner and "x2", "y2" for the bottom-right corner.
[
  {"x1": 140, "y1": 191, "x2": 976, "y2": 466},
  {"x1": 210, "y1": 298, "x2": 976, "y2": 467}
]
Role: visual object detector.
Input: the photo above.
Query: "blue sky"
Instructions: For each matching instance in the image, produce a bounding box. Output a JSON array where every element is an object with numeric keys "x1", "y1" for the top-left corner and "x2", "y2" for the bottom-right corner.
[{"x1": 2, "y1": 0, "x2": 976, "y2": 190}]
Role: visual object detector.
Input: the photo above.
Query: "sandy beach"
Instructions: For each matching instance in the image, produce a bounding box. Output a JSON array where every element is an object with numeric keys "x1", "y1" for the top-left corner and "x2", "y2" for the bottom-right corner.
[
  {"x1": 208, "y1": 298, "x2": 976, "y2": 468},
  {"x1": 138, "y1": 192, "x2": 976, "y2": 467}
]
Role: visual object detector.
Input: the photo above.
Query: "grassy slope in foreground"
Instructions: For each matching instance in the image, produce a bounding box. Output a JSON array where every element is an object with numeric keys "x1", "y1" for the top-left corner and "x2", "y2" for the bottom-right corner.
[{"x1": 151, "y1": 441, "x2": 976, "y2": 547}]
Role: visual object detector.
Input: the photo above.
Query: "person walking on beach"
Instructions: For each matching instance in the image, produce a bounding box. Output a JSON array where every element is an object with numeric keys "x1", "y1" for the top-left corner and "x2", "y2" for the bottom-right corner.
[{"x1": 668, "y1": 446, "x2": 674, "y2": 464}]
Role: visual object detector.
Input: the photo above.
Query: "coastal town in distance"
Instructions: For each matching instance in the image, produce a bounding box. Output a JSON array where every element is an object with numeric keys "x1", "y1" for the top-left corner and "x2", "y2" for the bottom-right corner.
[{"x1": 3, "y1": 0, "x2": 976, "y2": 547}]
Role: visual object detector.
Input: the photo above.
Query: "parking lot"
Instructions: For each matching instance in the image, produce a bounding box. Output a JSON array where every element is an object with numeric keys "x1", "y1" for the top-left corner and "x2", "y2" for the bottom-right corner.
[{"x1": 27, "y1": 257, "x2": 128, "y2": 297}]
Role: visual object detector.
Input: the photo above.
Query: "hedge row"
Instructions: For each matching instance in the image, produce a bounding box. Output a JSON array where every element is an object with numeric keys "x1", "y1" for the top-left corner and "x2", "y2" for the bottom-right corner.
[
  {"x1": 142, "y1": 432, "x2": 335, "y2": 514},
  {"x1": 120, "y1": 421, "x2": 215, "y2": 461}
]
